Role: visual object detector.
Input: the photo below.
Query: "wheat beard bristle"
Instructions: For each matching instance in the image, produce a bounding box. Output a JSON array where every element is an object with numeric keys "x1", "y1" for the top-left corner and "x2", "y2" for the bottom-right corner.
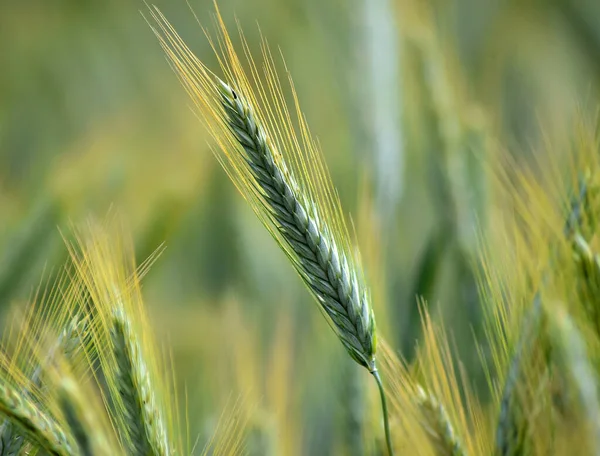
[{"x1": 217, "y1": 80, "x2": 376, "y2": 371}]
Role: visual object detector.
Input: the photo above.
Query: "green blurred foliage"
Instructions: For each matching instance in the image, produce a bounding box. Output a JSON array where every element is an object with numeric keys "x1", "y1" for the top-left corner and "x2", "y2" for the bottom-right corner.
[{"x1": 2, "y1": 0, "x2": 600, "y2": 453}]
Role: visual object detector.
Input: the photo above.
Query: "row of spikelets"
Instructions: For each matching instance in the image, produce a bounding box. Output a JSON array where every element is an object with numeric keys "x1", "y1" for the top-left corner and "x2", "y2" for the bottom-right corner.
[{"x1": 3, "y1": 2, "x2": 600, "y2": 455}]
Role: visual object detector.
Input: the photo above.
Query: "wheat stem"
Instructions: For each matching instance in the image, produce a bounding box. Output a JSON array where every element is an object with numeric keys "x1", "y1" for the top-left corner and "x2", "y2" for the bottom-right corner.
[{"x1": 372, "y1": 369, "x2": 394, "y2": 456}]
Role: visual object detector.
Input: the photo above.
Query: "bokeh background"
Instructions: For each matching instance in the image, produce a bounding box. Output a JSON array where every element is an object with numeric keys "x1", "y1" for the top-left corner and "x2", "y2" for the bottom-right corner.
[{"x1": 1, "y1": 0, "x2": 600, "y2": 454}]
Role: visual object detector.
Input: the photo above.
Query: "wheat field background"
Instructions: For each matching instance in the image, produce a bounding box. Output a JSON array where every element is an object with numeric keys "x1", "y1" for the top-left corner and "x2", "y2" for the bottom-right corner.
[{"x1": 2, "y1": 0, "x2": 600, "y2": 454}]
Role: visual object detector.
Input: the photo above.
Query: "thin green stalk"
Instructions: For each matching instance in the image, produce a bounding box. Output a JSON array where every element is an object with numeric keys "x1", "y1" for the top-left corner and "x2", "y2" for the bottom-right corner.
[{"x1": 372, "y1": 369, "x2": 394, "y2": 456}]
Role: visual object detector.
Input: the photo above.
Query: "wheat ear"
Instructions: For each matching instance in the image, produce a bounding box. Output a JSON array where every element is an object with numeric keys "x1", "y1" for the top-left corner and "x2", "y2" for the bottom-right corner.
[
  {"x1": 416, "y1": 386, "x2": 464, "y2": 456},
  {"x1": 31, "y1": 316, "x2": 87, "y2": 389},
  {"x1": 549, "y1": 304, "x2": 600, "y2": 454},
  {"x1": 217, "y1": 80, "x2": 376, "y2": 371},
  {"x1": 111, "y1": 306, "x2": 168, "y2": 456},
  {"x1": 219, "y1": 81, "x2": 394, "y2": 454},
  {"x1": 0, "y1": 316, "x2": 86, "y2": 456},
  {"x1": 0, "y1": 381, "x2": 74, "y2": 456},
  {"x1": 496, "y1": 180, "x2": 588, "y2": 454},
  {"x1": 150, "y1": 6, "x2": 392, "y2": 452}
]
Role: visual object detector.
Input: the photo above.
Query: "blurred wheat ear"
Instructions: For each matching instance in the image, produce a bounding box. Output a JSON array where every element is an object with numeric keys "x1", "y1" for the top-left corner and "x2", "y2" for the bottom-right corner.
[
  {"x1": 495, "y1": 178, "x2": 590, "y2": 455},
  {"x1": 0, "y1": 380, "x2": 74, "y2": 456},
  {"x1": 415, "y1": 386, "x2": 463, "y2": 456},
  {"x1": 0, "y1": 218, "x2": 251, "y2": 456},
  {"x1": 110, "y1": 306, "x2": 169, "y2": 456},
  {"x1": 0, "y1": 315, "x2": 85, "y2": 455},
  {"x1": 148, "y1": 3, "x2": 395, "y2": 454}
]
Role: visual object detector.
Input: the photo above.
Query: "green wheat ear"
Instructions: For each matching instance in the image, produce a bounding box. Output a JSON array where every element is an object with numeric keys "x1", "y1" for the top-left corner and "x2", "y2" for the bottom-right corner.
[
  {"x1": 215, "y1": 80, "x2": 377, "y2": 370},
  {"x1": 149, "y1": 5, "x2": 376, "y2": 372},
  {"x1": 149, "y1": 3, "x2": 393, "y2": 454}
]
